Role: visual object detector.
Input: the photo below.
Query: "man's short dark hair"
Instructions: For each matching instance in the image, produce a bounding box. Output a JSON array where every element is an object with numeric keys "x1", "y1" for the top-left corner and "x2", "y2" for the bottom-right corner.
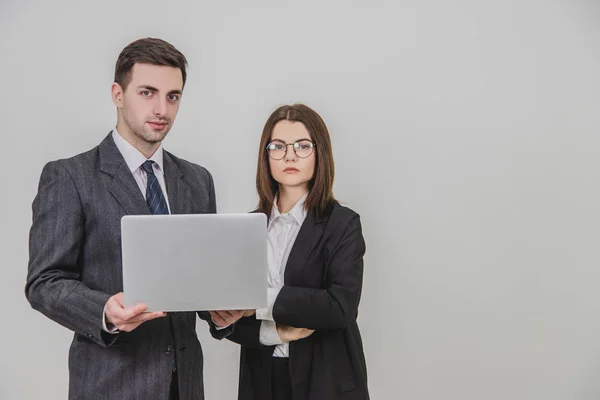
[{"x1": 114, "y1": 37, "x2": 188, "y2": 90}]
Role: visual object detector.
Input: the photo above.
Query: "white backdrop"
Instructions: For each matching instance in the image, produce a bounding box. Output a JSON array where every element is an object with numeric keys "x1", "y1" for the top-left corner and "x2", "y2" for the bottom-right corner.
[{"x1": 2, "y1": 0, "x2": 600, "y2": 399}]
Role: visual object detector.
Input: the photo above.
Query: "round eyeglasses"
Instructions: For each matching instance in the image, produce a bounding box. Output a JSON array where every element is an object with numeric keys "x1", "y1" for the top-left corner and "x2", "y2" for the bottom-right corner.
[{"x1": 266, "y1": 140, "x2": 316, "y2": 160}]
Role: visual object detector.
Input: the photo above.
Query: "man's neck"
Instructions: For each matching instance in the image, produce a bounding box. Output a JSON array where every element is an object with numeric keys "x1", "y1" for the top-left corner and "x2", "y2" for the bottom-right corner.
[{"x1": 115, "y1": 122, "x2": 160, "y2": 159}]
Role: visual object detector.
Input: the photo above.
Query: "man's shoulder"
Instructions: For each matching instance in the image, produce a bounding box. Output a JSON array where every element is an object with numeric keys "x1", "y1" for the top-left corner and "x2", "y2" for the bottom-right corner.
[
  {"x1": 42, "y1": 143, "x2": 101, "y2": 175},
  {"x1": 164, "y1": 150, "x2": 212, "y2": 180},
  {"x1": 34, "y1": 142, "x2": 104, "y2": 192}
]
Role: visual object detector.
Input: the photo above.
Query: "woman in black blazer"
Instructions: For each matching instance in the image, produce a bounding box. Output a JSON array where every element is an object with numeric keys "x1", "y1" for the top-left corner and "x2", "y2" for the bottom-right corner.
[{"x1": 215, "y1": 103, "x2": 369, "y2": 400}]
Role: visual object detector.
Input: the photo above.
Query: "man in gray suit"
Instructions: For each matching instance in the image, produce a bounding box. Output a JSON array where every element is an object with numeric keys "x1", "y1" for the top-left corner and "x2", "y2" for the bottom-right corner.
[{"x1": 25, "y1": 37, "x2": 243, "y2": 399}]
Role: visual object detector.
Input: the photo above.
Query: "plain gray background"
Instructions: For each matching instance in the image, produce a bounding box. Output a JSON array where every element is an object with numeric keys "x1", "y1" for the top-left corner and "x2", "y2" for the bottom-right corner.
[{"x1": 1, "y1": 0, "x2": 600, "y2": 399}]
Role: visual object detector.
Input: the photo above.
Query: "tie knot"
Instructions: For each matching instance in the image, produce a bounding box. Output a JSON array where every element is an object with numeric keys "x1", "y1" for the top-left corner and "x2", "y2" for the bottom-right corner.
[{"x1": 141, "y1": 160, "x2": 155, "y2": 175}]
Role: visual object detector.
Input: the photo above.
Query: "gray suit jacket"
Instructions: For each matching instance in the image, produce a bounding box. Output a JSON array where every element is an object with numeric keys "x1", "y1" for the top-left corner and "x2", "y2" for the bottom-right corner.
[{"x1": 25, "y1": 133, "x2": 231, "y2": 399}]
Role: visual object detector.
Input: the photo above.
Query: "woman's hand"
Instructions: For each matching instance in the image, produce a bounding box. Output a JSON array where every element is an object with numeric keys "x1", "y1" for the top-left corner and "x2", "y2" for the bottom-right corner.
[{"x1": 276, "y1": 324, "x2": 315, "y2": 342}]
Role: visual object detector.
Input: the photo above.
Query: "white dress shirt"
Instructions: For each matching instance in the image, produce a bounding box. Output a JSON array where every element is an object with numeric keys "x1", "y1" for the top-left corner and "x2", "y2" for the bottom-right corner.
[
  {"x1": 256, "y1": 192, "x2": 308, "y2": 357},
  {"x1": 111, "y1": 129, "x2": 171, "y2": 213},
  {"x1": 102, "y1": 129, "x2": 171, "y2": 332}
]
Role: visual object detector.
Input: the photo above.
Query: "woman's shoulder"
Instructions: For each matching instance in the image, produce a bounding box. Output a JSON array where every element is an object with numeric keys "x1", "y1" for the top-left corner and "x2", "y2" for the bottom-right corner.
[
  {"x1": 328, "y1": 202, "x2": 360, "y2": 221},
  {"x1": 321, "y1": 203, "x2": 365, "y2": 248},
  {"x1": 321, "y1": 202, "x2": 362, "y2": 236}
]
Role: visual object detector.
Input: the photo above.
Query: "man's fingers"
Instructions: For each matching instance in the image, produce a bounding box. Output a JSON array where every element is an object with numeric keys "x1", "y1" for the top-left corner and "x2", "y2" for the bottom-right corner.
[
  {"x1": 105, "y1": 299, "x2": 125, "y2": 325},
  {"x1": 107, "y1": 301, "x2": 150, "y2": 325},
  {"x1": 217, "y1": 310, "x2": 234, "y2": 319},
  {"x1": 106, "y1": 293, "x2": 146, "y2": 321},
  {"x1": 222, "y1": 310, "x2": 243, "y2": 321},
  {"x1": 209, "y1": 311, "x2": 228, "y2": 327},
  {"x1": 221, "y1": 310, "x2": 244, "y2": 324},
  {"x1": 216, "y1": 310, "x2": 235, "y2": 323},
  {"x1": 126, "y1": 311, "x2": 166, "y2": 325},
  {"x1": 120, "y1": 303, "x2": 148, "y2": 321},
  {"x1": 115, "y1": 311, "x2": 166, "y2": 331},
  {"x1": 112, "y1": 292, "x2": 125, "y2": 307},
  {"x1": 213, "y1": 310, "x2": 245, "y2": 325},
  {"x1": 105, "y1": 292, "x2": 162, "y2": 332},
  {"x1": 208, "y1": 310, "x2": 246, "y2": 327}
]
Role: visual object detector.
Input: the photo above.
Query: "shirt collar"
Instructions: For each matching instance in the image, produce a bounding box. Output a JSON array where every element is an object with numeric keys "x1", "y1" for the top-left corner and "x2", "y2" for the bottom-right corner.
[
  {"x1": 270, "y1": 192, "x2": 309, "y2": 226},
  {"x1": 112, "y1": 128, "x2": 165, "y2": 174}
]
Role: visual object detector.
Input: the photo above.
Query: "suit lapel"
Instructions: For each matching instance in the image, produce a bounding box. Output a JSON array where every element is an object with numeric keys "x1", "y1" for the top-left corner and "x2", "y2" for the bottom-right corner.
[
  {"x1": 99, "y1": 134, "x2": 150, "y2": 216},
  {"x1": 163, "y1": 151, "x2": 193, "y2": 215},
  {"x1": 284, "y1": 213, "x2": 327, "y2": 283}
]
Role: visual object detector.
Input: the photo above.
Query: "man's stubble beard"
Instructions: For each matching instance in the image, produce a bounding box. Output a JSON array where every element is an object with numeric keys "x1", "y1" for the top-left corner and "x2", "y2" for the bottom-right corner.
[{"x1": 123, "y1": 112, "x2": 171, "y2": 145}]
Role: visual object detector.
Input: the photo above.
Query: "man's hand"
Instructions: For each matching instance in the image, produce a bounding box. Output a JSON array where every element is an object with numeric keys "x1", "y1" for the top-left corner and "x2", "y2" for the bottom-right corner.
[
  {"x1": 209, "y1": 310, "x2": 245, "y2": 327},
  {"x1": 276, "y1": 324, "x2": 315, "y2": 342},
  {"x1": 105, "y1": 292, "x2": 166, "y2": 332},
  {"x1": 242, "y1": 310, "x2": 255, "y2": 317}
]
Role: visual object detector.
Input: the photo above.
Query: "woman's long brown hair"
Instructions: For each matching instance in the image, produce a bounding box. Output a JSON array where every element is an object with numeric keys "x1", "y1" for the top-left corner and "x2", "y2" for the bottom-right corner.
[{"x1": 255, "y1": 104, "x2": 337, "y2": 219}]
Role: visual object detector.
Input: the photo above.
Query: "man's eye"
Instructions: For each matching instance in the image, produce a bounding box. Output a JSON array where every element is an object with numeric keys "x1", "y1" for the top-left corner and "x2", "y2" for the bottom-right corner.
[
  {"x1": 168, "y1": 94, "x2": 180, "y2": 101},
  {"x1": 141, "y1": 91, "x2": 152, "y2": 97}
]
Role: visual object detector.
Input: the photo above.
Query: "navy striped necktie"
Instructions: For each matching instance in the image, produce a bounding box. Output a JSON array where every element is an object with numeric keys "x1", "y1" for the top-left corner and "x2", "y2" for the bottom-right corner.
[{"x1": 141, "y1": 160, "x2": 169, "y2": 215}]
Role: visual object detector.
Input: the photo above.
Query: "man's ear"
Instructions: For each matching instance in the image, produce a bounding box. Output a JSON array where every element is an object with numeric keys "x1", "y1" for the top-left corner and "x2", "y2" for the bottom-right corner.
[{"x1": 111, "y1": 82, "x2": 124, "y2": 108}]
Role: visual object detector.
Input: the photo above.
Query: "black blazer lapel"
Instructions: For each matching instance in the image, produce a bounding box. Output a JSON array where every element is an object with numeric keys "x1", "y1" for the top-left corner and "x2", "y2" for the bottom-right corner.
[
  {"x1": 284, "y1": 213, "x2": 327, "y2": 283},
  {"x1": 163, "y1": 151, "x2": 194, "y2": 215},
  {"x1": 99, "y1": 134, "x2": 150, "y2": 216}
]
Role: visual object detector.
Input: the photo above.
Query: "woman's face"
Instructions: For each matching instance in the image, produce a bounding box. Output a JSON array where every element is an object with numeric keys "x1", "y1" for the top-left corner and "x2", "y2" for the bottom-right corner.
[{"x1": 267, "y1": 120, "x2": 316, "y2": 191}]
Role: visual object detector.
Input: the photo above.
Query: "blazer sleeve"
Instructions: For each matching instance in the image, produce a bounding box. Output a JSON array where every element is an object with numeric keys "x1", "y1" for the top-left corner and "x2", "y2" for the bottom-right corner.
[
  {"x1": 197, "y1": 311, "x2": 234, "y2": 339},
  {"x1": 225, "y1": 316, "x2": 272, "y2": 349},
  {"x1": 207, "y1": 169, "x2": 217, "y2": 214},
  {"x1": 272, "y1": 214, "x2": 366, "y2": 331},
  {"x1": 25, "y1": 161, "x2": 113, "y2": 347}
]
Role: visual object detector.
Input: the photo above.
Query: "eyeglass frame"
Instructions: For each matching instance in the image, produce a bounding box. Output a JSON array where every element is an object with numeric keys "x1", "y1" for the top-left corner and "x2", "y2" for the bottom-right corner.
[{"x1": 265, "y1": 139, "x2": 317, "y2": 160}]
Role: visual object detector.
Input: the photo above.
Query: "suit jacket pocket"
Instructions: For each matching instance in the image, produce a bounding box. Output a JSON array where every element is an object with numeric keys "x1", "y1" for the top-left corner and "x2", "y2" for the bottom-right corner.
[{"x1": 76, "y1": 333, "x2": 131, "y2": 347}]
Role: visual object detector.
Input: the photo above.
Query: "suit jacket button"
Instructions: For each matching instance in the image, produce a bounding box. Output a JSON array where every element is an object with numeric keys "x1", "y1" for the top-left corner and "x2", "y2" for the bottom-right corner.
[{"x1": 165, "y1": 345, "x2": 173, "y2": 355}]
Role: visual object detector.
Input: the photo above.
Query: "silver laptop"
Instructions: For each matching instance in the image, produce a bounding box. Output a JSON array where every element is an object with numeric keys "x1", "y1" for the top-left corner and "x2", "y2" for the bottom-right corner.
[{"x1": 121, "y1": 213, "x2": 267, "y2": 312}]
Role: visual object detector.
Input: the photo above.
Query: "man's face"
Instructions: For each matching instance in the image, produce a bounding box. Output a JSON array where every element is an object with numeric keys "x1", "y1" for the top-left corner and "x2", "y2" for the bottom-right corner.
[{"x1": 113, "y1": 63, "x2": 183, "y2": 146}]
